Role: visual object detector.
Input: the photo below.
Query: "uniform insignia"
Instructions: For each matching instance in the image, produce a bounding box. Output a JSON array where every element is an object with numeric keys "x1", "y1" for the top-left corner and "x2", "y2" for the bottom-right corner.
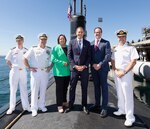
[
  {"x1": 46, "y1": 50, "x2": 50, "y2": 55},
  {"x1": 14, "y1": 52, "x2": 18, "y2": 55},
  {"x1": 46, "y1": 46, "x2": 51, "y2": 49},
  {"x1": 119, "y1": 31, "x2": 124, "y2": 35},
  {"x1": 32, "y1": 46, "x2": 37, "y2": 48},
  {"x1": 11, "y1": 47, "x2": 16, "y2": 50},
  {"x1": 24, "y1": 47, "x2": 28, "y2": 50},
  {"x1": 111, "y1": 46, "x2": 117, "y2": 52}
]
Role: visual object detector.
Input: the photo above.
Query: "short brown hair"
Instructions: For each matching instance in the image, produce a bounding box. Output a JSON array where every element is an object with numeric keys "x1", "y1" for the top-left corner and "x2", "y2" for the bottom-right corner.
[{"x1": 94, "y1": 27, "x2": 103, "y2": 33}]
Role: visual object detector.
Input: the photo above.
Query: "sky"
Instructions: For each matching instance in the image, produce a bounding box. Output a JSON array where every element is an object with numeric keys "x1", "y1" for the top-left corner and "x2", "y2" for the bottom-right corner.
[{"x1": 0, "y1": 0, "x2": 150, "y2": 55}]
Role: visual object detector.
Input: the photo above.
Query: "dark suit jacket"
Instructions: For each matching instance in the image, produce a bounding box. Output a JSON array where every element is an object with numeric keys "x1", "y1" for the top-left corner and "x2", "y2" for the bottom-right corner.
[
  {"x1": 68, "y1": 38, "x2": 91, "y2": 71},
  {"x1": 91, "y1": 38, "x2": 111, "y2": 71}
]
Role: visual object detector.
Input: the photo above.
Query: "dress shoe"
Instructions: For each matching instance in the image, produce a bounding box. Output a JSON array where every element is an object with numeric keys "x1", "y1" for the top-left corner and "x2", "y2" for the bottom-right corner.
[
  {"x1": 58, "y1": 106, "x2": 64, "y2": 113},
  {"x1": 39, "y1": 107, "x2": 47, "y2": 112},
  {"x1": 83, "y1": 106, "x2": 89, "y2": 114},
  {"x1": 124, "y1": 120, "x2": 134, "y2": 127},
  {"x1": 24, "y1": 107, "x2": 31, "y2": 112},
  {"x1": 89, "y1": 105, "x2": 100, "y2": 111},
  {"x1": 113, "y1": 111, "x2": 125, "y2": 116},
  {"x1": 100, "y1": 109, "x2": 107, "y2": 118},
  {"x1": 64, "y1": 105, "x2": 74, "y2": 113},
  {"x1": 6, "y1": 108, "x2": 15, "y2": 115},
  {"x1": 32, "y1": 110, "x2": 38, "y2": 117}
]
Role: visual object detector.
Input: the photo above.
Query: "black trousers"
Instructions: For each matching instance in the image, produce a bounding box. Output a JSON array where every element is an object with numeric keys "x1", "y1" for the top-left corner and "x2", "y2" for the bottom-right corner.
[
  {"x1": 69, "y1": 69, "x2": 89, "y2": 107},
  {"x1": 54, "y1": 76, "x2": 70, "y2": 106}
]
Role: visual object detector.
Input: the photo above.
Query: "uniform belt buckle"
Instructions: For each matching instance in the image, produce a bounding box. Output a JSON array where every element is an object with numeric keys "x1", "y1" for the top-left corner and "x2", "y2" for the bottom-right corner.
[
  {"x1": 41, "y1": 68, "x2": 45, "y2": 71},
  {"x1": 116, "y1": 68, "x2": 120, "y2": 71},
  {"x1": 19, "y1": 68, "x2": 22, "y2": 70}
]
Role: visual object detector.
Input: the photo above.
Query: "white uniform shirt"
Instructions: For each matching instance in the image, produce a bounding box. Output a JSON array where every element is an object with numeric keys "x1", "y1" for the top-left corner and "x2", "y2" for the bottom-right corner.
[
  {"x1": 5, "y1": 47, "x2": 28, "y2": 69},
  {"x1": 24, "y1": 45, "x2": 51, "y2": 68},
  {"x1": 111, "y1": 43, "x2": 139, "y2": 70}
]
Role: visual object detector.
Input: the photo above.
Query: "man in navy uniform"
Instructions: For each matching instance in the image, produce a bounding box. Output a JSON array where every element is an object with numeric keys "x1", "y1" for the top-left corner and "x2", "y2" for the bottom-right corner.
[
  {"x1": 90, "y1": 27, "x2": 111, "y2": 118},
  {"x1": 111, "y1": 29, "x2": 139, "y2": 127},
  {"x1": 66, "y1": 27, "x2": 91, "y2": 114},
  {"x1": 5, "y1": 35, "x2": 30, "y2": 114},
  {"x1": 24, "y1": 33, "x2": 53, "y2": 117}
]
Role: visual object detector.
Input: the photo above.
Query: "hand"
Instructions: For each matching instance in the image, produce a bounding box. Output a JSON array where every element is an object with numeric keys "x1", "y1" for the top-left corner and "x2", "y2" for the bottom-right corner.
[
  {"x1": 46, "y1": 66, "x2": 51, "y2": 73},
  {"x1": 93, "y1": 64, "x2": 101, "y2": 71},
  {"x1": 29, "y1": 67, "x2": 37, "y2": 72},
  {"x1": 74, "y1": 65, "x2": 85, "y2": 72},
  {"x1": 64, "y1": 62, "x2": 68, "y2": 66},
  {"x1": 115, "y1": 70, "x2": 125, "y2": 78},
  {"x1": 9, "y1": 65, "x2": 12, "y2": 69}
]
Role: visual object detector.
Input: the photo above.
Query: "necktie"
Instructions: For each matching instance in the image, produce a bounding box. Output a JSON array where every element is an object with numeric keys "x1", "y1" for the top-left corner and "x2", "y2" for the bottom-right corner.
[{"x1": 78, "y1": 40, "x2": 82, "y2": 50}]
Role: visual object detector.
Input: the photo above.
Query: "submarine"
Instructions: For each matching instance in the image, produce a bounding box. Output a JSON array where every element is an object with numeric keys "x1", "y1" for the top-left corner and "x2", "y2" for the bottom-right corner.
[{"x1": 0, "y1": 1, "x2": 150, "y2": 129}]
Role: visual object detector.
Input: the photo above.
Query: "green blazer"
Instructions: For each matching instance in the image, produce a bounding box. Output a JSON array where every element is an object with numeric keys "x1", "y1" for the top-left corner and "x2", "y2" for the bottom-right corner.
[{"x1": 51, "y1": 44, "x2": 70, "y2": 77}]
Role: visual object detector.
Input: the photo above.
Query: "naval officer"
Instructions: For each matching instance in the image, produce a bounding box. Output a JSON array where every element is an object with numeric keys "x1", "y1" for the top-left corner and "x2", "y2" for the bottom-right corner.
[
  {"x1": 24, "y1": 33, "x2": 53, "y2": 117},
  {"x1": 5, "y1": 35, "x2": 30, "y2": 114},
  {"x1": 111, "y1": 29, "x2": 139, "y2": 127}
]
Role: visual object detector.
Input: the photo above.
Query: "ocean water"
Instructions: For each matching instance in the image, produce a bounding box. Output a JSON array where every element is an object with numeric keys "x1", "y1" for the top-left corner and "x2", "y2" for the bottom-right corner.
[
  {"x1": 0, "y1": 56, "x2": 52, "y2": 113},
  {"x1": 0, "y1": 56, "x2": 10, "y2": 108},
  {"x1": 0, "y1": 56, "x2": 30, "y2": 109}
]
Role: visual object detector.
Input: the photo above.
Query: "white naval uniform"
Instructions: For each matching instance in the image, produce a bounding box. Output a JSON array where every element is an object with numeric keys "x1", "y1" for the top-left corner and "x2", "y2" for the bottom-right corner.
[
  {"x1": 112, "y1": 43, "x2": 139, "y2": 122},
  {"x1": 24, "y1": 45, "x2": 51, "y2": 111},
  {"x1": 5, "y1": 47, "x2": 30, "y2": 110}
]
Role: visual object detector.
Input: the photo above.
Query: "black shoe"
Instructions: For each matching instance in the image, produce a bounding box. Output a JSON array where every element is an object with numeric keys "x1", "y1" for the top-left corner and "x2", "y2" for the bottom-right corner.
[
  {"x1": 100, "y1": 109, "x2": 107, "y2": 118},
  {"x1": 64, "y1": 105, "x2": 74, "y2": 113},
  {"x1": 83, "y1": 106, "x2": 89, "y2": 115},
  {"x1": 89, "y1": 105, "x2": 100, "y2": 111}
]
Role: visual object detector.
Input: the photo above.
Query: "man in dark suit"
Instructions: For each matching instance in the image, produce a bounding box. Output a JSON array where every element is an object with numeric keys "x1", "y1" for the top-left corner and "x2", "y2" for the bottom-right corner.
[
  {"x1": 66, "y1": 27, "x2": 91, "y2": 114},
  {"x1": 90, "y1": 27, "x2": 111, "y2": 118}
]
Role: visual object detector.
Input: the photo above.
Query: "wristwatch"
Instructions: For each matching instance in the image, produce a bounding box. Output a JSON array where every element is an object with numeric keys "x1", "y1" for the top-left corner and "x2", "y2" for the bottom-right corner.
[{"x1": 124, "y1": 70, "x2": 127, "y2": 74}]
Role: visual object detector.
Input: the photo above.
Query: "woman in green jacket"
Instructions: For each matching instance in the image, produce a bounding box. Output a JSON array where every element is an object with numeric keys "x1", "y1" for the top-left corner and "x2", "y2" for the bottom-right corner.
[{"x1": 51, "y1": 34, "x2": 70, "y2": 113}]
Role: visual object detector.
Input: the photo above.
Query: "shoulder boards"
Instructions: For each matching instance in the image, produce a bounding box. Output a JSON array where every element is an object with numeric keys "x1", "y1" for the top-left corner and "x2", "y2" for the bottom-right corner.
[
  {"x1": 11, "y1": 47, "x2": 16, "y2": 50},
  {"x1": 46, "y1": 46, "x2": 51, "y2": 49},
  {"x1": 24, "y1": 47, "x2": 28, "y2": 50}
]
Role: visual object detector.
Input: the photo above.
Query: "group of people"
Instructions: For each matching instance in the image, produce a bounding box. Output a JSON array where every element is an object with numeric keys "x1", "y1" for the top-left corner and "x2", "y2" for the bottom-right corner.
[{"x1": 5, "y1": 27, "x2": 139, "y2": 127}]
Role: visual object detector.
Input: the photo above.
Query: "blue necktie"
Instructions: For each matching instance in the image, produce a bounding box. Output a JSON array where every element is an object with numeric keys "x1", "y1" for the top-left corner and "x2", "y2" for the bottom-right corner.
[{"x1": 78, "y1": 40, "x2": 82, "y2": 52}]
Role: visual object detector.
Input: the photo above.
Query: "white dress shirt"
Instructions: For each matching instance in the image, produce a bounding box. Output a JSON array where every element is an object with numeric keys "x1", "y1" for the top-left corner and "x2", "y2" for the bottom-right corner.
[
  {"x1": 5, "y1": 47, "x2": 28, "y2": 69},
  {"x1": 24, "y1": 45, "x2": 51, "y2": 69}
]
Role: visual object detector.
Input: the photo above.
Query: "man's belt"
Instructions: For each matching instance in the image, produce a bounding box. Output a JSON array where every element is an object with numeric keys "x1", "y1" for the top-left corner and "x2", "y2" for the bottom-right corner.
[{"x1": 115, "y1": 68, "x2": 120, "y2": 71}]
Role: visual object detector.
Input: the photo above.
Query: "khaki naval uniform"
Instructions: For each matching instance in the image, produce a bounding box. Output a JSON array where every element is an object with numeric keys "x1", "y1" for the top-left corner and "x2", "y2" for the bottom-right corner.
[
  {"x1": 112, "y1": 43, "x2": 139, "y2": 122},
  {"x1": 5, "y1": 47, "x2": 30, "y2": 110},
  {"x1": 24, "y1": 45, "x2": 51, "y2": 111}
]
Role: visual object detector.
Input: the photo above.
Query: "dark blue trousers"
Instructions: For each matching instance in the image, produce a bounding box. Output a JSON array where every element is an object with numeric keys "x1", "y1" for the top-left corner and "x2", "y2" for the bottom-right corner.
[
  {"x1": 91, "y1": 68, "x2": 108, "y2": 110},
  {"x1": 69, "y1": 69, "x2": 89, "y2": 106}
]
